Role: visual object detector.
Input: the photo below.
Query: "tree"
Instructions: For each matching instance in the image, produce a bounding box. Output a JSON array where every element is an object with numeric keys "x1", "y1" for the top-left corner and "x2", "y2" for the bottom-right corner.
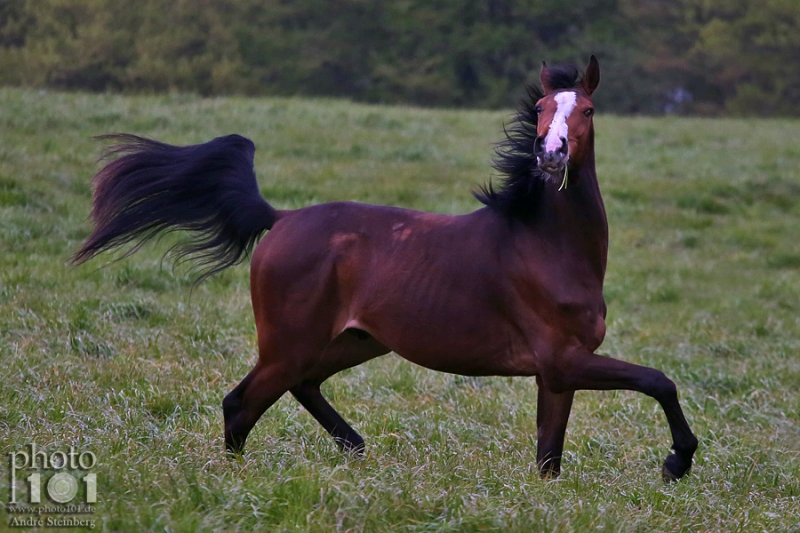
[{"x1": 1, "y1": 0, "x2": 798, "y2": 114}]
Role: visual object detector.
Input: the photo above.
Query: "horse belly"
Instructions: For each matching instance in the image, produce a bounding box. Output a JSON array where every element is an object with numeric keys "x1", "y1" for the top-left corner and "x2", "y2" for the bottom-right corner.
[
  {"x1": 353, "y1": 290, "x2": 536, "y2": 377},
  {"x1": 398, "y1": 332, "x2": 536, "y2": 377}
]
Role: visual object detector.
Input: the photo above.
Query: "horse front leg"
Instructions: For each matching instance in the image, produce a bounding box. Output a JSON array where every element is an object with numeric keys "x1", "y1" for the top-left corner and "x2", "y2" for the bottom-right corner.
[
  {"x1": 535, "y1": 375, "x2": 574, "y2": 479},
  {"x1": 540, "y1": 349, "x2": 698, "y2": 482}
]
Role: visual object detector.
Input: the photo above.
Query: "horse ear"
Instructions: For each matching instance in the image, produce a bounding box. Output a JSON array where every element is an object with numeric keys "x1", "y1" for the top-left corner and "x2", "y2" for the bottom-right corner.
[
  {"x1": 540, "y1": 61, "x2": 554, "y2": 94},
  {"x1": 582, "y1": 55, "x2": 600, "y2": 95}
]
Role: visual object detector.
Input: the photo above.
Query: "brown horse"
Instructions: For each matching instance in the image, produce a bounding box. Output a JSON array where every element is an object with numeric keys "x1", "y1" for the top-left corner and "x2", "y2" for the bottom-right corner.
[{"x1": 74, "y1": 56, "x2": 697, "y2": 481}]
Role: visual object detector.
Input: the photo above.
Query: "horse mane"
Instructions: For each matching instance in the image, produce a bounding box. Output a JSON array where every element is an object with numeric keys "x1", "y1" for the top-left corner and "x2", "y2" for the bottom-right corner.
[{"x1": 474, "y1": 65, "x2": 583, "y2": 217}]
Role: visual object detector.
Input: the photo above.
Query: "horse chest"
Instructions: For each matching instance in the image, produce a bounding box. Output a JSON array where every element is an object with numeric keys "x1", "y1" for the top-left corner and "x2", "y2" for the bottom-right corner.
[{"x1": 508, "y1": 259, "x2": 606, "y2": 352}]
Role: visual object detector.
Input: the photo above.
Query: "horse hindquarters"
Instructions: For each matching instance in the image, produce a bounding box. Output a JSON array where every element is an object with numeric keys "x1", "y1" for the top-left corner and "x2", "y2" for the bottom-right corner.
[{"x1": 224, "y1": 221, "x2": 392, "y2": 454}]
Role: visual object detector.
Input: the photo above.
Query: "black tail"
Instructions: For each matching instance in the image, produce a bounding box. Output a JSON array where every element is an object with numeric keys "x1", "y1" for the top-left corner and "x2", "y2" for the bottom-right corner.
[{"x1": 73, "y1": 133, "x2": 277, "y2": 280}]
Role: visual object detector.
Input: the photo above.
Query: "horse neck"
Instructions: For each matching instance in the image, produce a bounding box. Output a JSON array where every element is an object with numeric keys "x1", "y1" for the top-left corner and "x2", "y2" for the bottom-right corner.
[{"x1": 534, "y1": 145, "x2": 608, "y2": 279}]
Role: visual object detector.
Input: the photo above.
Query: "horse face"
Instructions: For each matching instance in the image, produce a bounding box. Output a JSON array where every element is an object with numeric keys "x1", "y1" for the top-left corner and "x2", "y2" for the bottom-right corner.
[{"x1": 533, "y1": 57, "x2": 600, "y2": 180}]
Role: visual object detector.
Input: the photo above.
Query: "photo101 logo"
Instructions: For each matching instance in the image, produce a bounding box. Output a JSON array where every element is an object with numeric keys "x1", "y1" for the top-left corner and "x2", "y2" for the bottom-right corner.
[{"x1": 6, "y1": 444, "x2": 97, "y2": 529}]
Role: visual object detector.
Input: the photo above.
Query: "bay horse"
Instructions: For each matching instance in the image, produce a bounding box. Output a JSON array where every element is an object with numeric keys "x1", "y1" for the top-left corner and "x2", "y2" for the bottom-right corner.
[{"x1": 74, "y1": 56, "x2": 697, "y2": 481}]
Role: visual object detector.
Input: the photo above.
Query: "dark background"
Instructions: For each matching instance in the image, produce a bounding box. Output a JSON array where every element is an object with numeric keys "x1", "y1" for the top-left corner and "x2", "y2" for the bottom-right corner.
[{"x1": 1, "y1": 0, "x2": 798, "y2": 115}]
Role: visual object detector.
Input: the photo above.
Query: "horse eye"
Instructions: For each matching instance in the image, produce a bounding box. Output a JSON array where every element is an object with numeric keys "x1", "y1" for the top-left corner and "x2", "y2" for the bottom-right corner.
[
  {"x1": 535, "y1": 106, "x2": 543, "y2": 115},
  {"x1": 584, "y1": 108, "x2": 594, "y2": 117}
]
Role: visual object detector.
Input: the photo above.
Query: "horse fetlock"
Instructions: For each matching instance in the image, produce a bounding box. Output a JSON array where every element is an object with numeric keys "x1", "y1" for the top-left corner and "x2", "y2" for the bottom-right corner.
[
  {"x1": 680, "y1": 434, "x2": 699, "y2": 455},
  {"x1": 222, "y1": 395, "x2": 251, "y2": 455},
  {"x1": 222, "y1": 393, "x2": 240, "y2": 419}
]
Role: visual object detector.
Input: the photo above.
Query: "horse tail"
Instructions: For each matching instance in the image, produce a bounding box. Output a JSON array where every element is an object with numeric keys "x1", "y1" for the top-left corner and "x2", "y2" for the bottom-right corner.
[{"x1": 72, "y1": 133, "x2": 277, "y2": 281}]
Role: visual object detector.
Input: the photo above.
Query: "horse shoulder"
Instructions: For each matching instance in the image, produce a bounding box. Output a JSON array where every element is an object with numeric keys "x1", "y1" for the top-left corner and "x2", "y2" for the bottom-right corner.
[{"x1": 502, "y1": 236, "x2": 607, "y2": 352}]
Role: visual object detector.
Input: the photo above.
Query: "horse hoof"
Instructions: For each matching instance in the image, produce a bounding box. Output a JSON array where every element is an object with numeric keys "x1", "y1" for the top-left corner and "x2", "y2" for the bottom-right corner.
[
  {"x1": 225, "y1": 445, "x2": 244, "y2": 458},
  {"x1": 350, "y1": 449, "x2": 366, "y2": 460},
  {"x1": 540, "y1": 470, "x2": 561, "y2": 481},
  {"x1": 662, "y1": 452, "x2": 691, "y2": 483},
  {"x1": 224, "y1": 436, "x2": 246, "y2": 457},
  {"x1": 336, "y1": 437, "x2": 366, "y2": 457},
  {"x1": 538, "y1": 463, "x2": 562, "y2": 480}
]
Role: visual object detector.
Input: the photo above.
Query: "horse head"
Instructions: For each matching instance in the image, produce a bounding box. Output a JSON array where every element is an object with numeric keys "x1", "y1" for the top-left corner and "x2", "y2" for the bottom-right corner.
[{"x1": 533, "y1": 56, "x2": 600, "y2": 181}]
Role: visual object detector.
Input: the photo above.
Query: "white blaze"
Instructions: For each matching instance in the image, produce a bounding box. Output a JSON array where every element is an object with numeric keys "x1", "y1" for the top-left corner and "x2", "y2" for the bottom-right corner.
[{"x1": 544, "y1": 91, "x2": 577, "y2": 153}]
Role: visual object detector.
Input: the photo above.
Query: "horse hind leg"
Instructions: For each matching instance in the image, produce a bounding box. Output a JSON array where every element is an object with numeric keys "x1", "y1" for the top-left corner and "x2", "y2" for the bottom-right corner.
[
  {"x1": 289, "y1": 328, "x2": 390, "y2": 454},
  {"x1": 225, "y1": 373, "x2": 366, "y2": 456},
  {"x1": 223, "y1": 360, "x2": 297, "y2": 454},
  {"x1": 224, "y1": 326, "x2": 388, "y2": 455},
  {"x1": 290, "y1": 383, "x2": 365, "y2": 453},
  {"x1": 222, "y1": 328, "x2": 326, "y2": 454}
]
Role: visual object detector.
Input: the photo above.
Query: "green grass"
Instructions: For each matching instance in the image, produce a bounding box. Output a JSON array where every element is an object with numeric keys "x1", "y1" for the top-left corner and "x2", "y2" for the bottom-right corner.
[{"x1": 1, "y1": 87, "x2": 799, "y2": 532}]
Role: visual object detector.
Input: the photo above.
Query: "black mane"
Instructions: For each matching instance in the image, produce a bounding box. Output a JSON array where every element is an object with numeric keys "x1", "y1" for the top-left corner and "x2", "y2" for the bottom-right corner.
[{"x1": 474, "y1": 65, "x2": 582, "y2": 216}]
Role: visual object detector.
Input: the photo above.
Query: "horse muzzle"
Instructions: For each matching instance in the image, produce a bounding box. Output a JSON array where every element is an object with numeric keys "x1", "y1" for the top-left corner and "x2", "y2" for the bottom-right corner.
[{"x1": 534, "y1": 136, "x2": 568, "y2": 176}]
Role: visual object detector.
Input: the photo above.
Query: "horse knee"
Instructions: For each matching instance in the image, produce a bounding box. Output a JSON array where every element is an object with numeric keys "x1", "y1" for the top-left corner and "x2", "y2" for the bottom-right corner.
[{"x1": 642, "y1": 370, "x2": 677, "y2": 400}]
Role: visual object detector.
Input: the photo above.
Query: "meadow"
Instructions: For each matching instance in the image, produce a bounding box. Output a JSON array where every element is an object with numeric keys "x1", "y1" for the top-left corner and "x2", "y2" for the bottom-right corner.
[{"x1": 1, "y1": 87, "x2": 799, "y2": 532}]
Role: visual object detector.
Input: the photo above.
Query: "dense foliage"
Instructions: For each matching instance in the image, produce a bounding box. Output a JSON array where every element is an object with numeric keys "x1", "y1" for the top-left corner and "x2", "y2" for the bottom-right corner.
[{"x1": 1, "y1": 0, "x2": 799, "y2": 114}]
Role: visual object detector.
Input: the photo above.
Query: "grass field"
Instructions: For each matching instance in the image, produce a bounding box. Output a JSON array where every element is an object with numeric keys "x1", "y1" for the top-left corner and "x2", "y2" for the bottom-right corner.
[{"x1": 1, "y1": 87, "x2": 799, "y2": 532}]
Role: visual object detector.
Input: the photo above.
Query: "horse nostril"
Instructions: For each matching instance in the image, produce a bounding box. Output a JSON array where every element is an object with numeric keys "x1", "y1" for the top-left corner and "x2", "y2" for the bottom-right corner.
[
  {"x1": 533, "y1": 136, "x2": 545, "y2": 155},
  {"x1": 559, "y1": 137, "x2": 568, "y2": 155}
]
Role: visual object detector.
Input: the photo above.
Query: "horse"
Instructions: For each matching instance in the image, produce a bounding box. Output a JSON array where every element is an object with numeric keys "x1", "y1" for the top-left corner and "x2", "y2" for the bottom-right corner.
[{"x1": 74, "y1": 56, "x2": 697, "y2": 481}]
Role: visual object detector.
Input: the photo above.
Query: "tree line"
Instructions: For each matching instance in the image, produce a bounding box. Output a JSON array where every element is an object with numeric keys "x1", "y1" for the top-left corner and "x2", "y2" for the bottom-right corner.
[{"x1": 1, "y1": 0, "x2": 798, "y2": 115}]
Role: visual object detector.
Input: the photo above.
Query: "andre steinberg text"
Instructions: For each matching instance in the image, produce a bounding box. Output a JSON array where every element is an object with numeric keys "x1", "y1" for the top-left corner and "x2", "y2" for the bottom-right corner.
[{"x1": 7, "y1": 444, "x2": 98, "y2": 529}]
